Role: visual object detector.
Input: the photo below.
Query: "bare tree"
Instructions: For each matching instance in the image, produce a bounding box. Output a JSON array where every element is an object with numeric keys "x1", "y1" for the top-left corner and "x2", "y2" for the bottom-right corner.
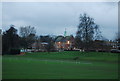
[
  {"x1": 20, "y1": 26, "x2": 36, "y2": 37},
  {"x1": 76, "y1": 13, "x2": 102, "y2": 51},
  {"x1": 19, "y1": 26, "x2": 36, "y2": 49}
]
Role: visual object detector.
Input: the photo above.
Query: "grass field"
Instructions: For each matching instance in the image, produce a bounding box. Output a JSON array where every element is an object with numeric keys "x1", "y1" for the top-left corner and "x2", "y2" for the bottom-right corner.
[{"x1": 2, "y1": 51, "x2": 119, "y2": 79}]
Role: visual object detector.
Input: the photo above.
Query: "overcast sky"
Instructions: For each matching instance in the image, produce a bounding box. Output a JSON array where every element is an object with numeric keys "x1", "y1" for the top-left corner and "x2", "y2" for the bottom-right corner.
[{"x1": 1, "y1": 2, "x2": 118, "y2": 40}]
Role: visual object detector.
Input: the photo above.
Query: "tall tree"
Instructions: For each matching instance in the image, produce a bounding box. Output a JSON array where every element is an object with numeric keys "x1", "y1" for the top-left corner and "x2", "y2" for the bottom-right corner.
[
  {"x1": 19, "y1": 26, "x2": 36, "y2": 49},
  {"x1": 2, "y1": 25, "x2": 20, "y2": 54},
  {"x1": 76, "y1": 13, "x2": 102, "y2": 51}
]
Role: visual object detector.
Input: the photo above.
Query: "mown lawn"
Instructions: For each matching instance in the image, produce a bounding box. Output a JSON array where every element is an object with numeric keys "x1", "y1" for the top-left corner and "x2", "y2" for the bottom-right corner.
[{"x1": 2, "y1": 51, "x2": 119, "y2": 79}]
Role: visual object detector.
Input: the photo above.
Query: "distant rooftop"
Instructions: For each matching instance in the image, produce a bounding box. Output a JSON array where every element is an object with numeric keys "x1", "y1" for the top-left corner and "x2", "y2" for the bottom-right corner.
[{"x1": 55, "y1": 35, "x2": 74, "y2": 42}]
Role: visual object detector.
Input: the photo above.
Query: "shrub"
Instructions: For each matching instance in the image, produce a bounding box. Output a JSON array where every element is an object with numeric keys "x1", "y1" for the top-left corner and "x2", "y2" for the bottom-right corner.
[{"x1": 10, "y1": 49, "x2": 20, "y2": 55}]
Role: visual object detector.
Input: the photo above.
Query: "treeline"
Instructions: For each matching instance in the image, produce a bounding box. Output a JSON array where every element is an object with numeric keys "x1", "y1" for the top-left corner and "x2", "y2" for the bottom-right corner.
[
  {"x1": 2, "y1": 25, "x2": 56, "y2": 55},
  {"x1": 2, "y1": 13, "x2": 120, "y2": 54},
  {"x1": 2, "y1": 25, "x2": 35, "y2": 54}
]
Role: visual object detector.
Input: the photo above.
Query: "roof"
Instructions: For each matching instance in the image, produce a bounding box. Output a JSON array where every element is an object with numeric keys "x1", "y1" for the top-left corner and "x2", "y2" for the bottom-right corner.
[
  {"x1": 55, "y1": 35, "x2": 74, "y2": 42},
  {"x1": 56, "y1": 37, "x2": 66, "y2": 42},
  {"x1": 41, "y1": 42, "x2": 48, "y2": 45}
]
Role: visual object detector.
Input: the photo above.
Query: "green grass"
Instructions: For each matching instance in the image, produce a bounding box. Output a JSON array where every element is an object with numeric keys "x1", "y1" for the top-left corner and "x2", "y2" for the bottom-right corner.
[{"x1": 2, "y1": 51, "x2": 119, "y2": 79}]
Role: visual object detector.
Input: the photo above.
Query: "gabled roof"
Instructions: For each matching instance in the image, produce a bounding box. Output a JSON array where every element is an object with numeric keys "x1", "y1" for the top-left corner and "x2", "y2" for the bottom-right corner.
[
  {"x1": 55, "y1": 36, "x2": 65, "y2": 42},
  {"x1": 55, "y1": 35, "x2": 74, "y2": 42}
]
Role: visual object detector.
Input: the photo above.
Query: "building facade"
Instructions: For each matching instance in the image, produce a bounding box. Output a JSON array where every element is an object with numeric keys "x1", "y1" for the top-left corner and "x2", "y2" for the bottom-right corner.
[{"x1": 55, "y1": 35, "x2": 75, "y2": 50}]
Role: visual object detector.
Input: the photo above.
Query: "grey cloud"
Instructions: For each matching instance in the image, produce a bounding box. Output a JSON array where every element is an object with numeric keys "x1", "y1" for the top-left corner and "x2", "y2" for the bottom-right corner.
[{"x1": 2, "y1": 2, "x2": 118, "y2": 40}]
